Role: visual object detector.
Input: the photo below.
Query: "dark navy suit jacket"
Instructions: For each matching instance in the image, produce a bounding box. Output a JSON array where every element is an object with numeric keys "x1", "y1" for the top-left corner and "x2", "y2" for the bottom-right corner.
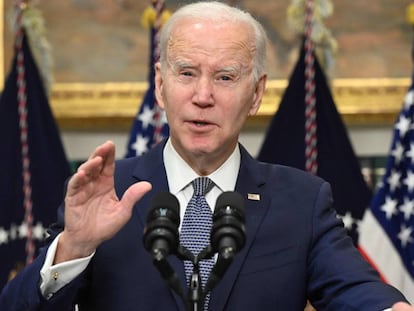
[{"x1": 0, "y1": 142, "x2": 407, "y2": 310}]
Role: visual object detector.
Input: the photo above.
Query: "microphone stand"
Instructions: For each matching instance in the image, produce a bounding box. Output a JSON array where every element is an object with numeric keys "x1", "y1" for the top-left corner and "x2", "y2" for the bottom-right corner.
[
  {"x1": 177, "y1": 245, "x2": 217, "y2": 311},
  {"x1": 151, "y1": 243, "x2": 223, "y2": 311}
]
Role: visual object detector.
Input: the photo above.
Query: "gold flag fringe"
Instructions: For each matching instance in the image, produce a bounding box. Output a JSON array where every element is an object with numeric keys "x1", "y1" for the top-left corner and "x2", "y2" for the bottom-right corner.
[
  {"x1": 287, "y1": 0, "x2": 337, "y2": 71},
  {"x1": 9, "y1": 3, "x2": 53, "y2": 96}
]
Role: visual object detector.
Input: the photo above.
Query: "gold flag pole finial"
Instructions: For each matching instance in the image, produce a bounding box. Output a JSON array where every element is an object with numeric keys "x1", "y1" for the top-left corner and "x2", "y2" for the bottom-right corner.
[
  {"x1": 406, "y1": 1, "x2": 414, "y2": 64},
  {"x1": 406, "y1": 1, "x2": 414, "y2": 26},
  {"x1": 141, "y1": 0, "x2": 171, "y2": 30}
]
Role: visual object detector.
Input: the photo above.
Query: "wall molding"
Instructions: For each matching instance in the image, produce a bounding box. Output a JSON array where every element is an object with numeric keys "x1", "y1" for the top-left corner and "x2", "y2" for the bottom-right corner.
[{"x1": 50, "y1": 78, "x2": 409, "y2": 131}]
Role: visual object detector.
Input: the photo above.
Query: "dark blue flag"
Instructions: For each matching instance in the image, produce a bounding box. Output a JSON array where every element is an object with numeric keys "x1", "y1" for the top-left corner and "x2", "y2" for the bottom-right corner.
[
  {"x1": 0, "y1": 31, "x2": 71, "y2": 290},
  {"x1": 257, "y1": 42, "x2": 372, "y2": 244},
  {"x1": 125, "y1": 22, "x2": 169, "y2": 158}
]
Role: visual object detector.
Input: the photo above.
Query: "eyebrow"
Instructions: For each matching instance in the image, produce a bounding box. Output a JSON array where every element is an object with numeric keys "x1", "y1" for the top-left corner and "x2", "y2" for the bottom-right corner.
[
  {"x1": 218, "y1": 66, "x2": 240, "y2": 74},
  {"x1": 171, "y1": 60, "x2": 241, "y2": 74},
  {"x1": 170, "y1": 60, "x2": 193, "y2": 70}
]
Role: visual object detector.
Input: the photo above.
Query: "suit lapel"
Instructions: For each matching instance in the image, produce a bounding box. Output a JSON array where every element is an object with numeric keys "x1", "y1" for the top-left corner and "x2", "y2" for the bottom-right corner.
[
  {"x1": 209, "y1": 145, "x2": 270, "y2": 310},
  {"x1": 131, "y1": 141, "x2": 169, "y2": 228},
  {"x1": 129, "y1": 141, "x2": 188, "y2": 311}
]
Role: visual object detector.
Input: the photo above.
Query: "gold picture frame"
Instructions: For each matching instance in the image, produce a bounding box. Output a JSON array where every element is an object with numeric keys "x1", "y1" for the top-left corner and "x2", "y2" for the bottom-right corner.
[
  {"x1": 48, "y1": 78, "x2": 408, "y2": 131},
  {"x1": 2, "y1": 1, "x2": 409, "y2": 131}
]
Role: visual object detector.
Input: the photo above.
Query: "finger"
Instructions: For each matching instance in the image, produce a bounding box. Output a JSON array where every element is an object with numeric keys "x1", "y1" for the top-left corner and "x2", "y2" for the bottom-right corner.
[
  {"x1": 66, "y1": 168, "x2": 91, "y2": 197},
  {"x1": 75, "y1": 156, "x2": 104, "y2": 182},
  {"x1": 74, "y1": 141, "x2": 115, "y2": 181},
  {"x1": 67, "y1": 157, "x2": 105, "y2": 197},
  {"x1": 87, "y1": 141, "x2": 115, "y2": 162},
  {"x1": 101, "y1": 141, "x2": 116, "y2": 177},
  {"x1": 120, "y1": 181, "x2": 152, "y2": 213}
]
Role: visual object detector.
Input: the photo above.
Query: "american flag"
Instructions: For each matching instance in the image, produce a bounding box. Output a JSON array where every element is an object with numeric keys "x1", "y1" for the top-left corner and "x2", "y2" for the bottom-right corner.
[
  {"x1": 359, "y1": 76, "x2": 414, "y2": 303},
  {"x1": 125, "y1": 2, "x2": 169, "y2": 158}
]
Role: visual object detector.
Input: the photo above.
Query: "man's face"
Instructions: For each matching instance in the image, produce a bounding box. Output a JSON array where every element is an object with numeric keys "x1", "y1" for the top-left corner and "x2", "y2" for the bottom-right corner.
[{"x1": 155, "y1": 18, "x2": 266, "y2": 171}]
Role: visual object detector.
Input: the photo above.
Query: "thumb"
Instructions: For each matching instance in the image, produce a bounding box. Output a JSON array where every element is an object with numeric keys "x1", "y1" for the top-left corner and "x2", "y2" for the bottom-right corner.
[
  {"x1": 392, "y1": 302, "x2": 413, "y2": 311},
  {"x1": 121, "y1": 181, "x2": 152, "y2": 210}
]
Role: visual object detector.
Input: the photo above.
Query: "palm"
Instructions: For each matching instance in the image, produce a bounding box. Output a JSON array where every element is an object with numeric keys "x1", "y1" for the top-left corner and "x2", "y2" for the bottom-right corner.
[{"x1": 57, "y1": 141, "x2": 151, "y2": 262}]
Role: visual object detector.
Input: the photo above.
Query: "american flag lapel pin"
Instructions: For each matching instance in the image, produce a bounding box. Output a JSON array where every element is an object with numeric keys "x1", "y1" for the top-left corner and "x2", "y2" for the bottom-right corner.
[{"x1": 247, "y1": 193, "x2": 260, "y2": 201}]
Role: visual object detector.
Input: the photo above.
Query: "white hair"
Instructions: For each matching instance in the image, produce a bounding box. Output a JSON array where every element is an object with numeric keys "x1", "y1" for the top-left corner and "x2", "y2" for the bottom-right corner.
[{"x1": 158, "y1": 1, "x2": 268, "y2": 81}]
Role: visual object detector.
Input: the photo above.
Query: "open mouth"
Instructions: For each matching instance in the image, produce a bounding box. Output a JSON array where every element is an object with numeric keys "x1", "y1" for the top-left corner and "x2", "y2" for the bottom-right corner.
[{"x1": 193, "y1": 121, "x2": 209, "y2": 126}]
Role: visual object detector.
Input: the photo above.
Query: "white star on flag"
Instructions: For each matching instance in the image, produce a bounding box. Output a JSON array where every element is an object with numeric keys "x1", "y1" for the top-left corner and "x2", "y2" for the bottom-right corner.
[
  {"x1": 404, "y1": 90, "x2": 414, "y2": 109},
  {"x1": 18, "y1": 222, "x2": 28, "y2": 239},
  {"x1": 33, "y1": 222, "x2": 46, "y2": 240},
  {"x1": 392, "y1": 141, "x2": 405, "y2": 164},
  {"x1": 339, "y1": 212, "x2": 355, "y2": 230},
  {"x1": 398, "y1": 224, "x2": 414, "y2": 248},
  {"x1": 400, "y1": 197, "x2": 414, "y2": 221},
  {"x1": 138, "y1": 105, "x2": 156, "y2": 130},
  {"x1": 395, "y1": 115, "x2": 411, "y2": 137},
  {"x1": 132, "y1": 134, "x2": 150, "y2": 156},
  {"x1": 381, "y1": 196, "x2": 399, "y2": 220},
  {"x1": 406, "y1": 143, "x2": 414, "y2": 163},
  {"x1": 387, "y1": 170, "x2": 402, "y2": 192},
  {"x1": 0, "y1": 227, "x2": 8, "y2": 245},
  {"x1": 404, "y1": 170, "x2": 414, "y2": 192}
]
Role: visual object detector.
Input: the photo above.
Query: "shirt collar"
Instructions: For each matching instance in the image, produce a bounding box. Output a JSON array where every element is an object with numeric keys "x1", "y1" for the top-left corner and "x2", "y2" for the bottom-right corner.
[{"x1": 163, "y1": 138, "x2": 240, "y2": 195}]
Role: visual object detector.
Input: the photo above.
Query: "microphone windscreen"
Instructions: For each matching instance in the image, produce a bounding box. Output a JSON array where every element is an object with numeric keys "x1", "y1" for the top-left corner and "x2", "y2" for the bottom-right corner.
[
  {"x1": 147, "y1": 192, "x2": 180, "y2": 225},
  {"x1": 214, "y1": 191, "x2": 245, "y2": 220}
]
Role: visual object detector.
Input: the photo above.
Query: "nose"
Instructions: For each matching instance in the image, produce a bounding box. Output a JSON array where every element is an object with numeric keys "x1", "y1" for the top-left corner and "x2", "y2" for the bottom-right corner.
[{"x1": 192, "y1": 76, "x2": 214, "y2": 107}]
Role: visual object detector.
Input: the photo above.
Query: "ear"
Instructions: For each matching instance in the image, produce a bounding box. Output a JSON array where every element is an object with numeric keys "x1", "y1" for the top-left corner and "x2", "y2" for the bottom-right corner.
[
  {"x1": 248, "y1": 74, "x2": 267, "y2": 116},
  {"x1": 154, "y1": 62, "x2": 165, "y2": 109}
]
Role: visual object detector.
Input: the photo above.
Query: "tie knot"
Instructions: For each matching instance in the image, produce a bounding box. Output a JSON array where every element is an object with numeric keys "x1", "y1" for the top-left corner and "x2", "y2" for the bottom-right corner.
[{"x1": 192, "y1": 177, "x2": 213, "y2": 196}]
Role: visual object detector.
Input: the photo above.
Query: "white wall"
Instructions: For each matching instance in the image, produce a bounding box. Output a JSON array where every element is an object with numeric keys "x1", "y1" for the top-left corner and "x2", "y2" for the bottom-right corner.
[{"x1": 61, "y1": 125, "x2": 394, "y2": 161}]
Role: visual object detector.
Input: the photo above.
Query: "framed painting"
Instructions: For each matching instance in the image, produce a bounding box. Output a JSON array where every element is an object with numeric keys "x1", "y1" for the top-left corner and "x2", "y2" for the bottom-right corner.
[{"x1": 1, "y1": 0, "x2": 412, "y2": 130}]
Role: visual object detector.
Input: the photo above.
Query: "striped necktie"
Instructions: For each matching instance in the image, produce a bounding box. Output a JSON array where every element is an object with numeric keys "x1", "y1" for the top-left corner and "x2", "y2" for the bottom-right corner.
[{"x1": 180, "y1": 177, "x2": 214, "y2": 310}]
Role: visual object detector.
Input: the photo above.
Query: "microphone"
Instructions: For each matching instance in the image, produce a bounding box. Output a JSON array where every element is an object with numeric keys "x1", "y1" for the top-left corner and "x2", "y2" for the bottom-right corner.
[
  {"x1": 205, "y1": 191, "x2": 246, "y2": 292},
  {"x1": 143, "y1": 192, "x2": 180, "y2": 261},
  {"x1": 211, "y1": 191, "x2": 246, "y2": 257},
  {"x1": 143, "y1": 192, "x2": 186, "y2": 301}
]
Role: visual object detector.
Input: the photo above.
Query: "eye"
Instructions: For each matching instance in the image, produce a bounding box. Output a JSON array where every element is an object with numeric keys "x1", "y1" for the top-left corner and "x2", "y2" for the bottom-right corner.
[
  {"x1": 216, "y1": 70, "x2": 238, "y2": 83},
  {"x1": 181, "y1": 71, "x2": 193, "y2": 77},
  {"x1": 220, "y1": 75, "x2": 232, "y2": 81}
]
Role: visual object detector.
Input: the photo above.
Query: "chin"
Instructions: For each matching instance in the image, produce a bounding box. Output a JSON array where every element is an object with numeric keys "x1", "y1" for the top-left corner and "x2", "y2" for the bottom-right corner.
[{"x1": 185, "y1": 140, "x2": 216, "y2": 155}]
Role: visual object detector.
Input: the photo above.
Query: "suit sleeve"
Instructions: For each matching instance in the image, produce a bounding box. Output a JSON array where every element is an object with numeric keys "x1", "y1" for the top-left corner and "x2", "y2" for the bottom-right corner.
[
  {"x1": 0, "y1": 201, "x2": 91, "y2": 310},
  {"x1": 307, "y1": 182, "x2": 407, "y2": 310}
]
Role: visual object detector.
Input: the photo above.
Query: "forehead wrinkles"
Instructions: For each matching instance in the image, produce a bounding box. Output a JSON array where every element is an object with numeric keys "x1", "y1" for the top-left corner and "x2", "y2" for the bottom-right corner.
[{"x1": 166, "y1": 21, "x2": 256, "y2": 70}]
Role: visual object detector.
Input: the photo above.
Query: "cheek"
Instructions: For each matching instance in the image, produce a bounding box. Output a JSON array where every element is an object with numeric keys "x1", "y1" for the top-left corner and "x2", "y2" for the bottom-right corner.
[
  {"x1": 164, "y1": 81, "x2": 191, "y2": 101},
  {"x1": 229, "y1": 96, "x2": 254, "y2": 120},
  {"x1": 221, "y1": 105, "x2": 249, "y2": 132}
]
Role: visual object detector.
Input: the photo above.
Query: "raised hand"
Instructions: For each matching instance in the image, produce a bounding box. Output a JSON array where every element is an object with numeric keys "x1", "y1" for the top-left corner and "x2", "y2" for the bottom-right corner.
[
  {"x1": 54, "y1": 141, "x2": 152, "y2": 264},
  {"x1": 392, "y1": 302, "x2": 414, "y2": 310}
]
